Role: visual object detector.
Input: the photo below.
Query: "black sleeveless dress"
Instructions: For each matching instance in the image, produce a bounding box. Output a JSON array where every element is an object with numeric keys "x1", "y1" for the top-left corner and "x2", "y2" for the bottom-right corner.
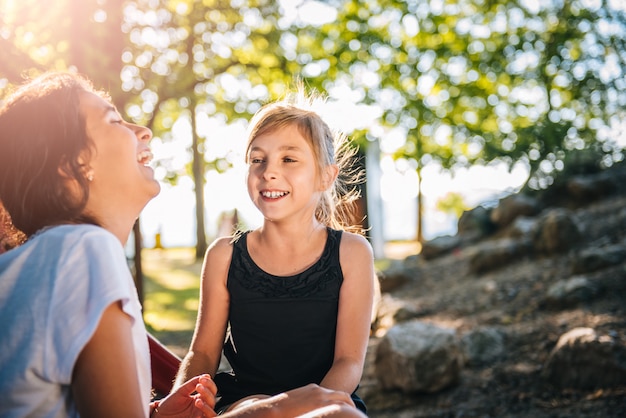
[{"x1": 213, "y1": 228, "x2": 366, "y2": 413}]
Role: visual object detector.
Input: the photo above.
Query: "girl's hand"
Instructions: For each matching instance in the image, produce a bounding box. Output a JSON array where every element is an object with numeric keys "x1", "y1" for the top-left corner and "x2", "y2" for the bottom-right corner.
[{"x1": 154, "y1": 374, "x2": 217, "y2": 418}]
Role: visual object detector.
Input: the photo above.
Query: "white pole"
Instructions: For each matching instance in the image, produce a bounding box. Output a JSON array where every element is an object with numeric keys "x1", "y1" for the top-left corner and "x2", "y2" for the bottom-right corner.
[{"x1": 366, "y1": 138, "x2": 385, "y2": 259}]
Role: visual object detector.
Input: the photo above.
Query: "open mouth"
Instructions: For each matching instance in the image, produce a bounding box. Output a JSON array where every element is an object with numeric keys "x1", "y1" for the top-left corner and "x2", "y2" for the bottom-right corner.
[
  {"x1": 137, "y1": 150, "x2": 154, "y2": 166},
  {"x1": 261, "y1": 190, "x2": 289, "y2": 199}
]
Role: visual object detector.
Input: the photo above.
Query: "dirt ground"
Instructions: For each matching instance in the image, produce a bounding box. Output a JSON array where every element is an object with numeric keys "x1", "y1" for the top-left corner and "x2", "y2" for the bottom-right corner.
[{"x1": 360, "y1": 199, "x2": 626, "y2": 417}]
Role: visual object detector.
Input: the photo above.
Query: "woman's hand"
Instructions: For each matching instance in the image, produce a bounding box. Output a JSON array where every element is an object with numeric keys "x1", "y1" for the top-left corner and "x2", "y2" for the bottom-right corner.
[
  {"x1": 223, "y1": 384, "x2": 363, "y2": 418},
  {"x1": 154, "y1": 374, "x2": 217, "y2": 418}
]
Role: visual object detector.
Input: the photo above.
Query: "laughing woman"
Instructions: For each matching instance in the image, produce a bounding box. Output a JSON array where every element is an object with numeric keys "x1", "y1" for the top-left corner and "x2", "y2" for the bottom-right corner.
[{"x1": 0, "y1": 72, "x2": 216, "y2": 418}]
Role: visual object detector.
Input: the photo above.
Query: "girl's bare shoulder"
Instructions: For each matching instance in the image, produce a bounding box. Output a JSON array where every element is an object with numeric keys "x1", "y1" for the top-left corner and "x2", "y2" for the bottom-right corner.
[
  {"x1": 204, "y1": 235, "x2": 236, "y2": 263},
  {"x1": 339, "y1": 230, "x2": 374, "y2": 258}
]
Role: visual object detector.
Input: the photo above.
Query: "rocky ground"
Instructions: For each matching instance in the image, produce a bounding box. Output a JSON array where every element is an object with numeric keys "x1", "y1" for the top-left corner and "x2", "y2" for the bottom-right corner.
[{"x1": 360, "y1": 183, "x2": 626, "y2": 416}]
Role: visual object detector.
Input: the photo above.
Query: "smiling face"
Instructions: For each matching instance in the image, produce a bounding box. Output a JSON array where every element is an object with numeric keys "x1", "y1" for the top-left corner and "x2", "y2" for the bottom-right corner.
[
  {"x1": 79, "y1": 91, "x2": 160, "y2": 221},
  {"x1": 247, "y1": 123, "x2": 330, "y2": 224}
]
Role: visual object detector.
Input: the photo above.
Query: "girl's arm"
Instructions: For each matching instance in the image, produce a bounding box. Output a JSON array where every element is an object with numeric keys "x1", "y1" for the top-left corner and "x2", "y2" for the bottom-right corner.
[
  {"x1": 175, "y1": 237, "x2": 233, "y2": 388},
  {"x1": 320, "y1": 232, "x2": 375, "y2": 394},
  {"x1": 151, "y1": 374, "x2": 218, "y2": 418}
]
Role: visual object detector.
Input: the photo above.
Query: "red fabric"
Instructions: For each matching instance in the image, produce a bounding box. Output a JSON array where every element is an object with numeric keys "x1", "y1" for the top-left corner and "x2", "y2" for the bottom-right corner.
[{"x1": 148, "y1": 333, "x2": 181, "y2": 396}]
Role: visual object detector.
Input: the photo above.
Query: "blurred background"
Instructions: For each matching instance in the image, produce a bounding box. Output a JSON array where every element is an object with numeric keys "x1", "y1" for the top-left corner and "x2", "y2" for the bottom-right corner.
[{"x1": 1, "y1": 0, "x2": 625, "y2": 261}]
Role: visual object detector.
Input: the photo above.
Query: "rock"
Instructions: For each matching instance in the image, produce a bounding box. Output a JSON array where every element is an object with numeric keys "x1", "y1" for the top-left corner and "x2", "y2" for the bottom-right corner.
[
  {"x1": 502, "y1": 216, "x2": 538, "y2": 240},
  {"x1": 490, "y1": 194, "x2": 541, "y2": 228},
  {"x1": 376, "y1": 260, "x2": 413, "y2": 293},
  {"x1": 543, "y1": 276, "x2": 600, "y2": 309},
  {"x1": 375, "y1": 321, "x2": 463, "y2": 393},
  {"x1": 571, "y1": 244, "x2": 626, "y2": 274},
  {"x1": 457, "y1": 205, "x2": 495, "y2": 242},
  {"x1": 542, "y1": 327, "x2": 626, "y2": 389},
  {"x1": 467, "y1": 238, "x2": 532, "y2": 274},
  {"x1": 421, "y1": 234, "x2": 460, "y2": 260},
  {"x1": 372, "y1": 294, "x2": 429, "y2": 335},
  {"x1": 567, "y1": 172, "x2": 618, "y2": 203},
  {"x1": 460, "y1": 326, "x2": 506, "y2": 365},
  {"x1": 533, "y1": 208, "x2": 582, "y2": 254}
]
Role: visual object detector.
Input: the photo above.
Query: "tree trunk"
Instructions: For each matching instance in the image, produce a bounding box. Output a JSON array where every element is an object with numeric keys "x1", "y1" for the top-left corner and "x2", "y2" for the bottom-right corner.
[
  {"x1": 191, "y1": 101, "x2": 208, "y2": 259},
  {"x1": 416, "y1": 166, "x2": 423, "y2": 243},
  {"x1": 416, "y1": 133, "x2": 424, "y2": 244},
  {"x1": 133, "y1": 220, "x2": 144, "y2": 306}
]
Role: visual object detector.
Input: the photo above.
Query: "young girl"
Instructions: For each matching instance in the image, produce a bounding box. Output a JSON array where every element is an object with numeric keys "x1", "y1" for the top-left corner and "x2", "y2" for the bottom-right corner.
[{"x1": 175, "y1": 88, "x2": 376, "y2": 415}]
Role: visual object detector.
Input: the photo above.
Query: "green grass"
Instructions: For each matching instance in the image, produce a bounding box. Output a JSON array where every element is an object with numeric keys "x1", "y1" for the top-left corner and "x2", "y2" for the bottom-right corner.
[{"x1": 142, "y1": 247, "x2": 202, "y2": 356}]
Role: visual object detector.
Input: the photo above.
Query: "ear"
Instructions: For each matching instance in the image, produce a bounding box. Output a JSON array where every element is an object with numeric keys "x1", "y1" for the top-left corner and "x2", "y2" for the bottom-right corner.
[
  {"x1": 57, "y1": 155, "x2": 91, "y2": 181},
  {"x1": 77, "y1": 153, "x2": 90, "y2": 168},
  {"x1": 77, "y1": 154, "x2": 94, "y2": 181},
  {"x1": 318, "y1": 164, "x2": 339, "y2": 191}
]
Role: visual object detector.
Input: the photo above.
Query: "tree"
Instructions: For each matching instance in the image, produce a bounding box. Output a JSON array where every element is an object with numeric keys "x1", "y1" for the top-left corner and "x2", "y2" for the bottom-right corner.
[
  {"x1": 0, "y1": 0, "x2": 62, "y2": 85},
  {"x1": 298, "y1": 0, "x2": 626, "y2": 242},
  {"x1": 1, "y1": 0, "x2": 127, "y2": 101},
  {"x1": 120, "y1": 0, "x2": 312, "y2": 258}
]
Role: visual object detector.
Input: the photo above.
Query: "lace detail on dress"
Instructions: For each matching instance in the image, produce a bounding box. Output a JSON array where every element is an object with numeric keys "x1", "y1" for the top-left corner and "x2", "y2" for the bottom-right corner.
[{"x1": 229, "y1": 229, "x2": 342, "y2": 298}]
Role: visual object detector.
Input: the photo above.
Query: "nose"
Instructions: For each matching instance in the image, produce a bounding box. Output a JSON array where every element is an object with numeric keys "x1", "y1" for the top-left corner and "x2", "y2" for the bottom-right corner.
[
  {"x1": 135, "y1": 124, "x2": 152, "y2": 142},
  {"x1": 261, "y1": 160, "x2": 278, "y2": 180}
]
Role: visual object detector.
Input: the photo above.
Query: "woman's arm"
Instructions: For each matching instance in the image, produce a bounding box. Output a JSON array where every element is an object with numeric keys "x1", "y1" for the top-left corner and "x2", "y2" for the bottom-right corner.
[
  {"x1": 320, "y1": 232, "x2": 375, "y2": 394},
  {"x1": 72, "y1": 301, "x2": 145, "y2": 418},
  {"x1": 175, "y1": 237, "x2": 233, "y2": 388},
  {"x1": 72, "y1": 300, "x2": 219, "y2": 417}
]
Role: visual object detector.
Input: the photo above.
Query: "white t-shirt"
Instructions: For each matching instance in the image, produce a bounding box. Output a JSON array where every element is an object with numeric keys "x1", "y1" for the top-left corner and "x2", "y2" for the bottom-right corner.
[{"x1": 0, "y1": 224, "x2": 151, "y2": 418}]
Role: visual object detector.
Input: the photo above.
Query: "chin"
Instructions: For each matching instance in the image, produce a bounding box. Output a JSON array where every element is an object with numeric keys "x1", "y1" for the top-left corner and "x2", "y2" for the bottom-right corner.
[
  {"x1": 134, "y1": 182, "x2": 160, "y2": 210},
  {"x1": 150, "y1": 180, "x2": 162, "y2": 196}
]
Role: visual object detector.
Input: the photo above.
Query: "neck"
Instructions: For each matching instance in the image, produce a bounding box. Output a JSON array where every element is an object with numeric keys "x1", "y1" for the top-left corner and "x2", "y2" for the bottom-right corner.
[
  {"x1": 85, "y1": 208, "x2": 138, "y2": 246},
  {"x1": 83, "y1": 197, "x2": 146, "y2": 246},
  {"x1": 258, "y1": 220, "x2": 325, "y2": 244},
  {"x1": 101, "y1": 218, "x2": 136, "y2": 245}
]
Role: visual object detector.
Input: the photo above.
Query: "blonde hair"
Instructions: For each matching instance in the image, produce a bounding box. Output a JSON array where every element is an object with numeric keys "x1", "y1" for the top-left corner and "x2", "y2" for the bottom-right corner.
[{"x1": 245, "y1": 86, "x2": 365, "y2": 233}]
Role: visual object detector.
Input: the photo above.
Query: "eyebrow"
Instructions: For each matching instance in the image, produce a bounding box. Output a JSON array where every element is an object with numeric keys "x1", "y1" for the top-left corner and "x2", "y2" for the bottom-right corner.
[
  {"x1": 249, "y1": 145, "x2": 304, "y2": 153},
  {"x1": 101, "y1": 104, "x2": 118, "y2": 117}
]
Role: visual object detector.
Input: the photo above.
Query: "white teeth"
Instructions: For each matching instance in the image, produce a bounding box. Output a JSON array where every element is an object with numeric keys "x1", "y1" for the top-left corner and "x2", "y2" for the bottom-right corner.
[
  {"x1": 137, "y1": 150, "x2": 153, "y2": 165},
  {"x1": 262, "y1": 191, "x2": 288, "y2": 198}
]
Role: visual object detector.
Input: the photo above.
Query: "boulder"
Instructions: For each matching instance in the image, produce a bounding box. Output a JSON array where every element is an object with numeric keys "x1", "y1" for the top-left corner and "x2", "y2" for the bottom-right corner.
[
  {"x1": 542, "y1": 327, "x2": 626, "y2": 389},
  {"x1": 375, "y1": 321, "x2": 463, "y2": 393},
  {"x1": 533, "y1": 208, "x2": 582, "y2": 254},
  {"x1": 543, "y1": 276, "x2": 600, "y2": 309},
  {"x1": 571, "y1": 244, "x2": 626, "y2": 274},
  {"x1": 460, "y1": 326, "x2": 506, "y2": 365},
  {"x1": 467, "y1": 238, "x2": 532, "y2": 274},
  {"x1": 490, "y1": 194, "x2": 540, "y2": 228}
]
